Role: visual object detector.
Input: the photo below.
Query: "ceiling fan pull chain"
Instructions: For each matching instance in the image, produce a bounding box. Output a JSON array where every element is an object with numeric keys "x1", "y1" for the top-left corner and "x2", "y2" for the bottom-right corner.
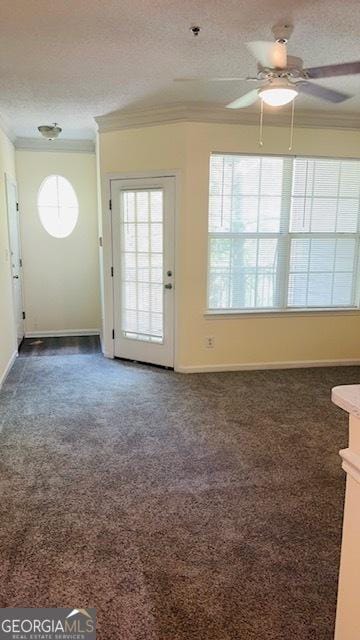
[
  {"x1": 259, "y1": 99, "x2": 264, "y2": 147},
  {"x1": 288, "y1": 99, "x2": 295, "y2": 151}
]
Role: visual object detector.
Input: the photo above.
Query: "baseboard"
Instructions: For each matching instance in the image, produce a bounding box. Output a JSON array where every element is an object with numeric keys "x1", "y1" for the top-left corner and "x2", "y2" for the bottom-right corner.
[
  {"x1": 176, "y1": 358, "x2": 360, "y2": 373},
  {"x1": 25, "y1": 329, "x2": 101, "y2": 338},
  {"x1": 0, "y1": 350, "x2": 18, "y2": 389},
  {"x1": 102, "y1": 351, "x2": 114, "y2": 359}
]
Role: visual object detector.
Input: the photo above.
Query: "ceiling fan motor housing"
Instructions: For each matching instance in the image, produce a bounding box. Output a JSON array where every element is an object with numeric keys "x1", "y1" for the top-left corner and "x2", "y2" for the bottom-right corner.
[{"x1": 257, "y1": 55, "x2": 305, "y2": 81}]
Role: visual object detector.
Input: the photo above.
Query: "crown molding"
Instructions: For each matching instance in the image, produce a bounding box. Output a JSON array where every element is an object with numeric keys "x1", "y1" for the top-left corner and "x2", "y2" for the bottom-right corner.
[
  {"x1": 0, "y1": 113, "x2": 16, "y2": 143},
  {"x1": 95, "y1": 102, "x2": 360, "y2": 133},
  {"x1": 14, "y1": 137, "x2": 95, "y2": 153}
]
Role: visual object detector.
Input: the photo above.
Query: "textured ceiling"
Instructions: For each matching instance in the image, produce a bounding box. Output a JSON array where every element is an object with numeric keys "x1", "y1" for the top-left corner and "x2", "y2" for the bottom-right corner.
[{"x1": 0, "y1": 0, "x2": 359, "y2": 139}]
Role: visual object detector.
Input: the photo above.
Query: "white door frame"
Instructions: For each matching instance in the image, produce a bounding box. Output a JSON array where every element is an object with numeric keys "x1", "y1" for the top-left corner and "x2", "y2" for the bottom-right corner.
[
  {"x1": 5, "y1": 173, "x2": 25, "y2": 345},
  {"x1": 102, "y1": 171, "x2": 180, "y2": 368}
]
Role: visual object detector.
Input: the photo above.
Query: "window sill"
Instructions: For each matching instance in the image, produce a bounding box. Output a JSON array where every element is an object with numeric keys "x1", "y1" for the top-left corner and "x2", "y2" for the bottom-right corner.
[{"x1": 204, "y1": 308, "x2": 360, "y2": 319}]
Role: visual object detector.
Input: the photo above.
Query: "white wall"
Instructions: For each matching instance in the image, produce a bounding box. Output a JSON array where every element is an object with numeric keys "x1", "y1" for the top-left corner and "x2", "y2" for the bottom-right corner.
[
  {"x1": 0, "y1": 128, "x2": 17, "y2": 386},
  {"x1": 16, "y1": 150, "x2": 101, "y2": 336},
  {"x1": 98, "y1": 121, "x2": 360, "y2": 370}
]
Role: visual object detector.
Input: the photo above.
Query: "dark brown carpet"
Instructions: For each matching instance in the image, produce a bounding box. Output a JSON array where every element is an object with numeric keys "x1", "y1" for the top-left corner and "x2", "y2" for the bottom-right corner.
[
  {"x1": 0, "y1": 354, "x2": 355, "y2": 639},
  {"x1": 19, "y1": 335, "x2": 101, "y2": 357}
]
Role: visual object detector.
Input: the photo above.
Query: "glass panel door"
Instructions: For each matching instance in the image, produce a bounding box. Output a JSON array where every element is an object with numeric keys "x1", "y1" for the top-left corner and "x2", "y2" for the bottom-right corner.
[{"x1": 111, "y1": 177, "x2": 175, "y2": 367}]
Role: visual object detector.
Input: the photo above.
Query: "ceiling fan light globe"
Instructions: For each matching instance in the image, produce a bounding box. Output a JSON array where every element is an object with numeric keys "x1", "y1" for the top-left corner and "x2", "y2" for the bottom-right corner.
[{"x1": 258, "y1": 86, "x2": 298, "y2": 106}]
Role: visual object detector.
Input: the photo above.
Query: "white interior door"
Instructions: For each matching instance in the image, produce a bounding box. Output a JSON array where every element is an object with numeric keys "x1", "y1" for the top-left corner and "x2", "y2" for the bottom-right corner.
[
  {"x1": 111, "y1": 176, "x2": 175, "y2": 367},
  {"x1": 6, "y1": 175, "x2": 24, "y2": 345}
]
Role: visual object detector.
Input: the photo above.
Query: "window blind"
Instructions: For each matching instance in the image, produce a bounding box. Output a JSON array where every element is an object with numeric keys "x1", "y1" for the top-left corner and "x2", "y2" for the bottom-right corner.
[{"x1": 208, "y1": 154, "x2": 360, "y2": 311}]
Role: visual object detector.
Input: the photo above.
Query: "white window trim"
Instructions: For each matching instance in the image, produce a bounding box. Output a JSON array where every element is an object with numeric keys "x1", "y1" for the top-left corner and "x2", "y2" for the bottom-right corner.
[
  {"x1": 204, "y1": 308, "x2": 360, "y2": 319},
  {"x1": 207, "y1": 153, "x2": 360, "y2": 315}
]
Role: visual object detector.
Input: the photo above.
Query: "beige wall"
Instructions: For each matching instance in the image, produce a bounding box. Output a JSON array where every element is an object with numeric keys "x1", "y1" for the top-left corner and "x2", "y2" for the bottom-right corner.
[
  {"x1": 0, "y1": 128, "x2": 17, "y2": 385},
  {"x1": 98, "y1": 124, "x2": 187, "y2": 357},
  {"x1": 98, "y1": 122, "x2": 360, "y2": 370},
  {"x1": 16, "y1": 150, "x2": 101, "y2": 335}
]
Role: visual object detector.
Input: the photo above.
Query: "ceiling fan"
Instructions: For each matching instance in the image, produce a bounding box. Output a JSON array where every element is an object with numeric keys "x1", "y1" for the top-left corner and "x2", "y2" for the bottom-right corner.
[{"x1": 176, "y1": 24, "x2": 360, "y2": 108}]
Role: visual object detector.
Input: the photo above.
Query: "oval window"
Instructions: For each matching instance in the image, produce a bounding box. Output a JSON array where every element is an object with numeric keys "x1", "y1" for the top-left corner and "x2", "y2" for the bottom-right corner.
[{"x1": 37, "y1": 175, "x2": 79, "y2": 238}]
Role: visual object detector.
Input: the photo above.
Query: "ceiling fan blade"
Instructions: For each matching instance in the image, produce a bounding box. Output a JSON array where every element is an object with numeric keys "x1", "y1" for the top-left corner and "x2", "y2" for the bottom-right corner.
[
  {"x1": 297, "y1": 81, "x2": 351, "y2": 103},
  {"x1": 174, "y1": 76, "x2": 249, "y2": 82},
  {"x1": 246, "y1": 41, "x2": 274, "y2": 67},
  {"x1": 226, "y1": 89, "x2": 259, "y2": 109},
  {"x1": 246, "y1": 41, "x2": 287, "y2": 68},
  {"x1": 305, "y1": 61, "x2": 360, "y2": 79}
]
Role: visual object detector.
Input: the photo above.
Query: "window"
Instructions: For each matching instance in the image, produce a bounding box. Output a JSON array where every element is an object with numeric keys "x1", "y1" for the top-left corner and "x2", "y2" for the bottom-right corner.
[
  {"x1": 37, "y1": 175, "x2": 79, "y2": 238},
  {"x1": 208, "y1": 154, "x2": 360, "y2": 312},
  {"x1": 121, "y1": 189, "x2": 164, "y2": 343}
]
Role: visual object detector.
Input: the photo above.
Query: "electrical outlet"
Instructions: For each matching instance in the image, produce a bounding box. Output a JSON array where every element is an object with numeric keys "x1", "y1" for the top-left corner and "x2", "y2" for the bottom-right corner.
[{"x1": 205, "y1": 336, "x2": 215, "y2": 349}]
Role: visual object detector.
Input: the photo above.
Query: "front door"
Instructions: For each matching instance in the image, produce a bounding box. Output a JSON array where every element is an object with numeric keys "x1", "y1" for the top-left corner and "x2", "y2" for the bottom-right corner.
[
  {"x1": 111, "y1": 176, "x2": 175, "y2": 367},
  {"x1": 6, "y1": 175, "x2": 24, "y2": 345}
]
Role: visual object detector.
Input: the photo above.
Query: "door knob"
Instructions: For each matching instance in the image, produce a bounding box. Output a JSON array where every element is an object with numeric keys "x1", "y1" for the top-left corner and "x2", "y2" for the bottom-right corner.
[
  {"x1": 13, "y1": 275, "x2": 19, "y2": 279},
  {"x1": 164, "y1": 283, "x2": 172, "y2": 290}
]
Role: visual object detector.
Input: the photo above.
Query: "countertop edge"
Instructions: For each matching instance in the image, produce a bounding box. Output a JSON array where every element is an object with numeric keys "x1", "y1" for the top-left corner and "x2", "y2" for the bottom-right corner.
[{"x1": 332, "y1": 385, "x2": 360, "y2": 417}]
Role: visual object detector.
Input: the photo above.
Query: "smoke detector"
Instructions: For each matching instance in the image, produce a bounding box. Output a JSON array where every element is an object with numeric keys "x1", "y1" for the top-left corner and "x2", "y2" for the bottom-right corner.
[
  {"x1": 190, "y1": 26, "x2": 201, "y2": 37},
  {"x1": 38, "y1": 123, "x2": 62, "y2": 141}
]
